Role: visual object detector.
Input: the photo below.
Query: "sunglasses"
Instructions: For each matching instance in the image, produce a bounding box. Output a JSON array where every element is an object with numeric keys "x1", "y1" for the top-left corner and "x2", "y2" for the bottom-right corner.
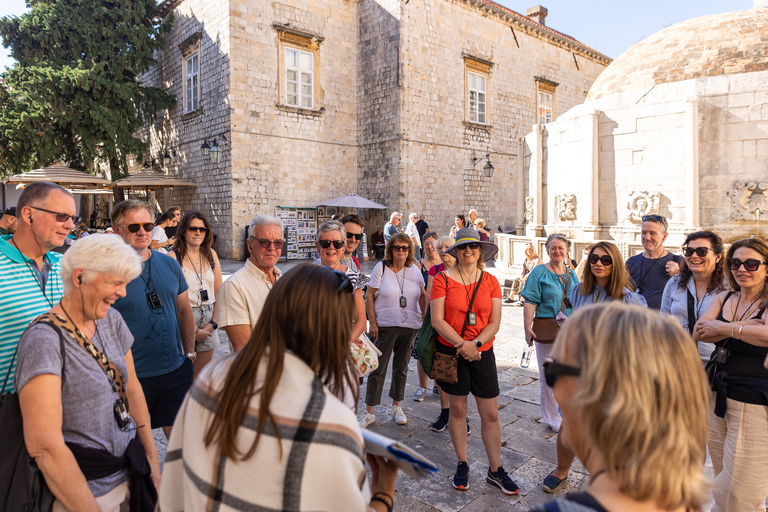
[
  {"x1": 187, "y1": 226, "x2": 209, "y2": 234},
  {"x1": 727, "y1": 258, "x2": 768, "y2": 271},
  {"x1": 30, "y1": 206, "x2": 79, "y2": 224},
  {"x1": 318, "y1": 240, "x2": 345, "y2": 250},
  {"x1": 392, "y1": 245, "x2": 410, "y2": 252},
  {"x1": 346, "y1": 232, "x2": 363, "y2": 240},
  {"x1": 543, "y1": 358, "x2": 581, "y2": 388},
  {"x1": 683, "y1": 246, "x2": 714, "y2": 258},
  {"x1": 333, "y1": 270, "x2": 354, "y2": 294},
  {"x1": 588, "y1": 254, "x2": 613, "y2": 266},
  {"x1": 125, "y1": 222, "x2": 155, "y2": 233},
  {"x1": 460, "y1": 242, "x2": 481, "y2": 250},
  {"x1": 252, "y1": 238, "x2": 285, "y2": 250},
  {"x1": 642, "y1": 214, "x2": 668, "y2": 229}
]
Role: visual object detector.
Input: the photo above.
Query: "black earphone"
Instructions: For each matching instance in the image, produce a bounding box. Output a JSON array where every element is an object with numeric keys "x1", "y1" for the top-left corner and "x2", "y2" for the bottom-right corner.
[{"x1": 78, "y1": 276, "x2": 82, "y2": 285}]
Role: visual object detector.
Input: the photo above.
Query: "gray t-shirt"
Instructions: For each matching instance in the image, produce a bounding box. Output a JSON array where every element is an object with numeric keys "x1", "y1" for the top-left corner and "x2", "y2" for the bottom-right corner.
[{"x1": 14, "y1": 308, "x2": 135, "y2": 497}]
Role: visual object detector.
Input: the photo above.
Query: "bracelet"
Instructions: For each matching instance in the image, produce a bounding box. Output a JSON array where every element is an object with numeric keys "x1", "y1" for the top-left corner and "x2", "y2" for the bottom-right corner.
[
  {"x1": 371, "y1": 493, "x2": 393, "y2": 512},
  {"x1": 731, "y1": 324, "x2": 737, "y2": 338},
  {"x1": 738, "y1": 325, "x2": 744, "y2": 340}
]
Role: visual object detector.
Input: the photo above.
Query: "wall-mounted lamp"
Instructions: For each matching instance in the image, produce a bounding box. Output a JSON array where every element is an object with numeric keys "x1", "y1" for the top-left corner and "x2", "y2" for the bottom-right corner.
[
  {"x1": 201, "y1": 136, "x2": 230, "y2": 164},
  {"x1": 200, "y1": 140, "x2": 210, "y2": 157},
  {"x1": 163, "y1": 151, "x2": 171, "y2": 166},
  {"x1": 472, "y1": 153, "x2": 495, "y2": 178}
]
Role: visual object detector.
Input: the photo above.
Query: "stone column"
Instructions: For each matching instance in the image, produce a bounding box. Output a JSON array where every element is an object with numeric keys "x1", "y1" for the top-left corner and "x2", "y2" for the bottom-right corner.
[
  {"x1": 526, "y1": 124, "x2": 545, "y2": 237},
  {"x1": 684, "y1": 97, "x2": 700, "y2": 229},
  {"x1": 581, "y1": 110, "x2": 600, "y2": 226},
  {"x1": 516, "y1": 136, "x2": 526, "y2": 235}
]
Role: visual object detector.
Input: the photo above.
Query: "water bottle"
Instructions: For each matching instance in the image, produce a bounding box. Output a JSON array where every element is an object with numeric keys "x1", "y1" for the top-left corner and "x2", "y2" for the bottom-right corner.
[{"x1": 520, "y1": 344, "x2": 532, "y2": 369}]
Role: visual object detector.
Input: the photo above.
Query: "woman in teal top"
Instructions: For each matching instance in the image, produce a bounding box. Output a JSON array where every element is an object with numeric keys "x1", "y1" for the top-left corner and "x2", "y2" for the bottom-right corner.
[
  {"x1": 540, "y1": 241, "x2": 646, "y2": 495},
  {"x1": 521, "y1": 233, "x2": 578, "y2": 434}
]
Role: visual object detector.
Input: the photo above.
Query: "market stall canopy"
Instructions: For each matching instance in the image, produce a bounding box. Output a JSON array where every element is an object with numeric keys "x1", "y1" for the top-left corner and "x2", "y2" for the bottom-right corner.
[
  {"x1": 3, "y1": 163, "x2": 113, "y2": 191},
  {"x1": 112, "y1": 170, "x2": 197, "y2": 190},
  {"x1": 317, "y1": 193, "x2": 387, "y2": 210}
]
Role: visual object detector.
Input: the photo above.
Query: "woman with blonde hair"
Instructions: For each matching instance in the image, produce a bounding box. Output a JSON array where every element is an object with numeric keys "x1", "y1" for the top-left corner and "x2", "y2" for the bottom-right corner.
[
  {"x1": 695, "y1": 237, "x2": 768, "y2": 511},
  {"x1": 542, "y1": 241, "x2": 646, "y2": 493},
  {"x1": 160, "y1": 264, "x2": 399, "y2": 512},
  {"x1": 505, "y1": 242, "x2": 540, "y2": 305},
  {"x1": 531, "y1": 302, "x2": 709, "y2": 511}
]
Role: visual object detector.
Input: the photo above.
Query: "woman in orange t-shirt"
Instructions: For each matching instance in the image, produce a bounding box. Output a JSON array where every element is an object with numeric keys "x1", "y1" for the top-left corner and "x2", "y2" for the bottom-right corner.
[{"x1": 430, "y1": 228, "x2": 519, "y2": 496}]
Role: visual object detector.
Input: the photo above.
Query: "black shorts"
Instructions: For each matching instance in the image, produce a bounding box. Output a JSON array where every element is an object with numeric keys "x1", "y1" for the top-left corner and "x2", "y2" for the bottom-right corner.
[
  {"x1": 138, "y1": 357, "x2": 194, "y2": 429},
  {"x1": 435, "y1": 342, "x2": 499, "y2": 398}
]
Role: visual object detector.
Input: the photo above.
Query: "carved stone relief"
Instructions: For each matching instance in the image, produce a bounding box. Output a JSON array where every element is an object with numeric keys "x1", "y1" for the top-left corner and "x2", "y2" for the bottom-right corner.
[
  {"x1": 556, "y1": 194, "x2": 576, "y2": 222},
  {"x1": 625, "y1": 190, "x2": 660, "y2": 223},
  {"x1": 732, "y1": 182, "x2": 768, "y2": 221},
  {"x1": 524, "y1": 196, "x2": 534, "y2": 222}
]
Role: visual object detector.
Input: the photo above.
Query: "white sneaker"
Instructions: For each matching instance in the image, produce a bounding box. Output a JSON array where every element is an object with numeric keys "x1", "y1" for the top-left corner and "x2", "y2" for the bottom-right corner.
[
  {"x1": 358, "y1": 411, "x2": 376, "y2": 429},
  {"x1": 392, "y1": 405, "x2": 407, "y2": 425},
  {"x1": 412, "y1": 387, "x2": 427, "y2": 402}
]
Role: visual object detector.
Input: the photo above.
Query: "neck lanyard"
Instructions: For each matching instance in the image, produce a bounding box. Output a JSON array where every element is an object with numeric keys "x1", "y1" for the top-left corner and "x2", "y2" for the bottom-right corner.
[
  {"x1": 11, "y1": 238, "x2": 53, "y2": 307},
  {"x1": 388, "y1": 264, "x2": 407, "y2": 308},
  {"x1": 637, "y1": 253, "x2": 663, "y2": 291}
]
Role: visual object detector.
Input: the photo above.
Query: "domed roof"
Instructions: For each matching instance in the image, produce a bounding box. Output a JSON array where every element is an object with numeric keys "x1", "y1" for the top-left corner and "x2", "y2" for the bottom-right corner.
[{"x1": 587, "y1": 8, "x2": 768, "y2": 101}]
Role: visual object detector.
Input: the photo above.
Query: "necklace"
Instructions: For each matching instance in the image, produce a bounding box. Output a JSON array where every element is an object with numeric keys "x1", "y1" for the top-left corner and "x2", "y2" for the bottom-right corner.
[
  {"x1": 732, "y1": 292, "x2": 762, "y2": 322},
  {"x1": 59, "y1": 300, "x2": 97, "y2": 340},
  {"x1": 185, "y1": 252, "x2": 207, "y2": 306},
  {"x1": 636, "y1": 251, "x2": 665, "y2": 293},
  {"x1": 11, "y1": 237, "x2": 53, "y2": 306},
  {"x1": 389, "y1": 264, "x2": 407, "y2": 309},
  {"x1": 457, "y1": 264, "x2": 479, "y2": 305}
]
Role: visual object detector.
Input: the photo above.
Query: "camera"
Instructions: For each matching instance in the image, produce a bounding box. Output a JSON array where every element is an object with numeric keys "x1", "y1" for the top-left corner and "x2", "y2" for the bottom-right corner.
[
  {"x1": 147, "y1": 291, "x2": 163, "y2": 309},
  {"x1": 199, "y1": 289, "x2": 209, "y2": 302},
  {"x1": 114, "y1": 399, "x2": 130, "y2": 430}
]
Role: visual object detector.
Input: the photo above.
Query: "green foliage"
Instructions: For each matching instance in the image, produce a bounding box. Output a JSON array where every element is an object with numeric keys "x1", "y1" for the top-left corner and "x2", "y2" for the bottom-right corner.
[{"x1": 0, "y1": 0, "x2": 176, "y2": 179}]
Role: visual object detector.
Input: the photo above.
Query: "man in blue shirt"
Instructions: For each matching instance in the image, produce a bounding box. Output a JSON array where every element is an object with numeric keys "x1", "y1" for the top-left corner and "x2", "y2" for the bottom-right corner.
[
  {"x1": 625, "y1": 215, "x2": 680, "y2": 309},
  {"x1": 383, "y1": 212, "x2": 402, "y2": 244},
  {"x1": 111, "y1": 200, "x2": 195, "y2": 439}
]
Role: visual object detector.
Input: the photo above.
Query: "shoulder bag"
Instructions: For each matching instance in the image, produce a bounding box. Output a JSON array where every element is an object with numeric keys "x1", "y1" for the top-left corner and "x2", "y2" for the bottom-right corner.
[
  {"x1": 431, "y1": 271, "x2": 484, "y2": 384},
  {"x1": 532, "y1": 269, "x2": 570, "y2": 344},
  {"x1": 416, "y1": 272, "x2": 447, "y2": 377},
  {"x1": 351, "y1": 332, "x2": 382, "y2": 378},
  {"x1": 0, "y1": 321, "x2": 64, "y2": 512}
]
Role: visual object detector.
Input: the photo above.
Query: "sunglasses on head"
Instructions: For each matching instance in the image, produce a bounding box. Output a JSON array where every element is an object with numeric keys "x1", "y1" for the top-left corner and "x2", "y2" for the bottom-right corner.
[
  {"x1": 683, "y1": 246, "x2": 714, "y2": 258},
  {"x1": 392, "y1": 245, "x2": 410, "y2": 252},
  {"x1": 333, "y1": 270, "x2": 354, "y2": 294},
  {"x1": 727, "y1": 258, "x2": 768, "y2": 271},
  {"x1": 318, "y1": 239, "x2": 345, "y2": 249},
  {"x1": 346, "y1": 232, "x2": 363, "y2": 240},
  {"x1": 252, "y1": 238, "x2": 285, "y2": 249},
  {"x1": 588, "y1": 254, "x2": 613, "y2": 266},
  {"x1": 642, "y1": 214, "x2": 668, "y2": 229},
  {"x1": 126, "y1": 222, "x2": 154, "y2": 233},
  {"x1": 543, "y1": 358, "x2": 581, "y2": 388},
  {"x1": 30, "y1": 206, "x2": 79, "y2": 224},
  {"x1": 187, "y1": 226, "x2": 209, "y2": 234}
]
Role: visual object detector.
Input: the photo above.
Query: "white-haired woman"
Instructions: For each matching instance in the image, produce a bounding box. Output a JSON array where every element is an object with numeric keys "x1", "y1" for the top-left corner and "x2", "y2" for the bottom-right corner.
[{"x1": 14, "y1": 234, "x2": 160, "y2": 511}]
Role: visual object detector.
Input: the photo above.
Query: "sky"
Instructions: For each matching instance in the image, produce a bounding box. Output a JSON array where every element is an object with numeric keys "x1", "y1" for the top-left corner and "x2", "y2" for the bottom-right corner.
[{"x1": 0, "y1": 0, "x2": 756, "y2": 70}]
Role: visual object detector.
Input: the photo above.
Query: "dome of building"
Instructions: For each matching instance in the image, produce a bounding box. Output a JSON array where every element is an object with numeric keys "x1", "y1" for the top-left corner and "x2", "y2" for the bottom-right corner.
[{"x1": 587, "y1": 8, "x2": 768, "y2": 101}]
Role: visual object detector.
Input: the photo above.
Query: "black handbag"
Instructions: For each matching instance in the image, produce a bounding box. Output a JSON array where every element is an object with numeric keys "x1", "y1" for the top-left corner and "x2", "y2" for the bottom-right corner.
[{"x1": 0, "y1": 328, "x2": 64, "y2": 512}]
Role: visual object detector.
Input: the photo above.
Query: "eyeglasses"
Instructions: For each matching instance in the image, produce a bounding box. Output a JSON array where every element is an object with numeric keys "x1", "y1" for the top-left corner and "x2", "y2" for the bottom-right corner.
[
  {"x1": 727, "y1": 258, "x2": 768, "y2": 271},
  {"x1": 318, "y1": 240, "x2": 345, "y2": 250},
  {"x1": 683, "y1": 246, "x2": 714, "y2": 258},
  {"x1": 547, "y1": 233, "x2": 567, "y2": 241},
  {"x1": 187, "y1": 226, "x2": 209, "y2": 234},
  {"x1": 30, "y1": 206, "x2": 79, "y2": 224},
  {"x1": 125, "y1": 222, "x2": 155, "y2": 233},
  {"x1": 333, "y1": 270, "x2": 354, "y2": 294},
  {"x1": 460, "y1": 242, "x2": 481, "y2": 250},
  {"x1": 543, "y1": 358, "x2": 581, "y2": 388},
  {"x1": 251, "y1": 238, "x2": 285, "y2": 250},
  {"x1": 642, "y1": 215, "x2": 668, "y2": 230},
  {"x1": 392, "y1": 245, "x2": 410, "y2": 252},
  {"x1": 588, "y1": 254, "x2": 613, "y2": 266},
  {"x1": 346, "y1": 232, "x2": 363, "y2": 240}
]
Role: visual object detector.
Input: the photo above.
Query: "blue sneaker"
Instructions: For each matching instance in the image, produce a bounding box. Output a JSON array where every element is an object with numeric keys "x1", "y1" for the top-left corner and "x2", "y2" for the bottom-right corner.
[
  {"x1": 486, "y1": 466, "x2": 520, "y2": 495},
  {"x1": 453, "y1": 461, "x2": 470, "y2": 490},
  {"x1": 432, "y1": 411, "x2": 449, "y2": 432}
]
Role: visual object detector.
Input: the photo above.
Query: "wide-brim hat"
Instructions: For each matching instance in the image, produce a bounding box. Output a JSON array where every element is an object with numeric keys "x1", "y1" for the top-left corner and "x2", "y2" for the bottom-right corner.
[{"x1": 445, "y1": 227, "x2": 498, "y2": 262}]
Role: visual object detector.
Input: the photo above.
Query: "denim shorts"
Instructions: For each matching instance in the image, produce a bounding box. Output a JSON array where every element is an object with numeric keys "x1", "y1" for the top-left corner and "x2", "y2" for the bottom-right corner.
[{"x1": 192, "y1": 304, "x2": 219, "y2": 352}]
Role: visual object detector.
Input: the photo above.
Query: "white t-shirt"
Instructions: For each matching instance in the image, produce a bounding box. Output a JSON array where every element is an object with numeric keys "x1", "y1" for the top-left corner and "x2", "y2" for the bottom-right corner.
[
  {"x1": 368, "y1": 261, "x2": 424, "y2": 329},
  {"x1": 405, "y1": 221, "x2": 421, "y2": 248},
  {"x1": 151, "y1": 226, "x2": 169, "y2": 254}
]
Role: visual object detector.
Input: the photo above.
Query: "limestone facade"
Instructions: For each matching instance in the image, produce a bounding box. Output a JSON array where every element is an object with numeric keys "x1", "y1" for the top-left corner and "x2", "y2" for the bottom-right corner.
[{"x1": 140, "y1": 0, "x2": 609, "y2": 258}]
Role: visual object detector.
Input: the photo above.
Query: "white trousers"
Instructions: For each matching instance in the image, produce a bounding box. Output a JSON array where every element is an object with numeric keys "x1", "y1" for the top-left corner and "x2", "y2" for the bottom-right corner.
[
  {"x1": 53, "y1": 480, "x2": 129, "y2": 512},
  {"x1": 535, "y1": 341, "x2": 561, "y2": 429}
]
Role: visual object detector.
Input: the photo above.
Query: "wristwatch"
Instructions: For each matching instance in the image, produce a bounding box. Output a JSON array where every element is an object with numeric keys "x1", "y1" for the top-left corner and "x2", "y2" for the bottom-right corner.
[
  {"x1": 475, "y1": 340, "x2": 483, "y2": 348},
  {"x1": 185, "y1": 352, "x2": 197, "y2": 360},
  {"x1": 207, "y1": 320, "x2": 218, "y2": 330}
]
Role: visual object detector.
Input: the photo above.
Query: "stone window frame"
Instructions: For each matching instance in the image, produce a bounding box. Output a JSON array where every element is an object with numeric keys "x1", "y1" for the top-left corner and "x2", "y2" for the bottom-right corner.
[
  {"x1": 274, "y1": 24, "x2": 325, "y2": 115},
  {"x1": 179, "y1": 32, "x2": 202, "y2": 116},
  {"x1": 535, "y1": 77, "x2": 558, "y2": 125},
  {"x1": 463, "y1": 55, "x2": 493, "y2": 129}
]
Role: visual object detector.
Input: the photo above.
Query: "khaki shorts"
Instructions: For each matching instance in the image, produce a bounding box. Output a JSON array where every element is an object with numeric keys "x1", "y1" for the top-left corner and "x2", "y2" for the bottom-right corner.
[{"x1": 193, "y1": 304, "x2": 220, "y2": 352}]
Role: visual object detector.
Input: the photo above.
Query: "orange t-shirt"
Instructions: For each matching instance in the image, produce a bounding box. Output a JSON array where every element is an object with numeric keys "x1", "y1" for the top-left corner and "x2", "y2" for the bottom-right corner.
[{"x1": 429, "y1": 271, "x2": 502, "y2": 351}]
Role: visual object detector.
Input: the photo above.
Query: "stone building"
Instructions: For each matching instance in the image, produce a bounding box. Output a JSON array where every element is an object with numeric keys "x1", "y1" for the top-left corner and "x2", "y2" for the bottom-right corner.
[
  {"x1": 496, "y1": 4, "x2": 768, "y2": 270},
  {"x1": 139, "y1": 0, "x2": 609, "y2": 258}
]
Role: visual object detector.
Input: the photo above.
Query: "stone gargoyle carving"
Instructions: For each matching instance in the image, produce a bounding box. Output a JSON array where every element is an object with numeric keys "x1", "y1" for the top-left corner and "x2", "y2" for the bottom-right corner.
[
  {"x1": 626, "y1": 190, "x2": 661, "y2": 223},
  {"x1": 732, "y1": 182, "x2": 768, "y2": 221}
]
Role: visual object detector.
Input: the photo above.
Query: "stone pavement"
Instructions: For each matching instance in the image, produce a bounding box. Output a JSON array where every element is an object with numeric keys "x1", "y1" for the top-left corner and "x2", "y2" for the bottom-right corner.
[{"x1": 151, "y1": 257, "x2": 724, "y2": 511}]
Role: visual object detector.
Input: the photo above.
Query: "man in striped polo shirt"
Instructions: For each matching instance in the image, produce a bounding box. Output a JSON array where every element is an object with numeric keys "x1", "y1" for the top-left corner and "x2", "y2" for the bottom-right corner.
[{"x1": 0, "y1": 182, "x2": 76, "y2": 394}]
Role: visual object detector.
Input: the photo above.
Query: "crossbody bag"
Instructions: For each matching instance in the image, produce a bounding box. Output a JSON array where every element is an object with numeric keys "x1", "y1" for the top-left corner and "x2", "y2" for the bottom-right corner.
[{"x1": 531, "y1": 269, "x2": 570, "y2": 344}]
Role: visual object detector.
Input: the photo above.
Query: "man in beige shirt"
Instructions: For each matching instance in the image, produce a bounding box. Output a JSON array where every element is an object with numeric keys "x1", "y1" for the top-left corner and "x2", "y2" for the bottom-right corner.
[{"x1": 218, "y1": 215, "x2": 283, "y2": 350}]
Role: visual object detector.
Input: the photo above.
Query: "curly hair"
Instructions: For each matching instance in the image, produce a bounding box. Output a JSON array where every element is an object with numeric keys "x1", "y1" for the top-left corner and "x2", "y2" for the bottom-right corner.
[{"x1": 677, "y1": 230, "x2": 725, "y2": 294}]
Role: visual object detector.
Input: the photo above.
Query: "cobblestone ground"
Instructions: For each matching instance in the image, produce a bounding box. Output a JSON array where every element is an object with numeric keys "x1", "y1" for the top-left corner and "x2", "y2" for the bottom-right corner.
[{"x1": 152, "y1": 258, "x2": 723, "y2": 511}]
